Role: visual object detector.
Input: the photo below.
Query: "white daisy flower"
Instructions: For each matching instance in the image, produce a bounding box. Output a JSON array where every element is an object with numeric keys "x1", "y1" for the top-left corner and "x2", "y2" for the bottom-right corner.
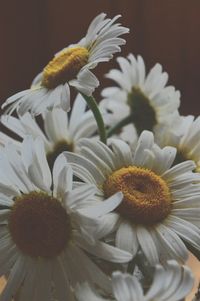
[
  {"x1": 76, "y1": 260, "x2": 194, "y2": 301},
  {"x1": 63, "y1": 131, "x2": 200, "y2": 265},
  {"x1": 0, "y1": 137, "x2": 132, "y2": 300},
  {"x1": 0, "y1": 94, "x2": 108, "y2": 168},
  {"x1": 2, "y1": 13, "x2": 129, "y2": 116},
  {"x1": 101, "y1": 54, "x2": 180, "y2": 137},
  {"x1": 155, "y1": 114, "x2": 200, "y2": 172}
]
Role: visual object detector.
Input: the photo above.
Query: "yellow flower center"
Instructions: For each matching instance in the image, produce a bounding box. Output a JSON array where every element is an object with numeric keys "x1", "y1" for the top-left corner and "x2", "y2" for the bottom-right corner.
[
  {"x1": 9, "y1": 192, "x2": 71, "y2": 258},
  {"x1": 42, "y1": 46, "x2": 89, "y2": 89},
  {"x1": 104, "y1": 166, "x2": 172, "y2": 224}
]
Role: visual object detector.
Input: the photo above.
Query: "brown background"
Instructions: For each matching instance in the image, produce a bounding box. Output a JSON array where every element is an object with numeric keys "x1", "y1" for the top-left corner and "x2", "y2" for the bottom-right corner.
[
  {"x1": 0, "y1": 0, "x2": 200, "y2": 115},
  {"x1": 0, "y1": 1, "x2": 200, "y2": 300}
]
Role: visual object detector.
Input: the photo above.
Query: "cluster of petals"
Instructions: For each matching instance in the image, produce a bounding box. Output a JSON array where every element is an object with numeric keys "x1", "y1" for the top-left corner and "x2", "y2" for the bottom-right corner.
[
  {"x1": 64, "y1": 131, "x2": 200, "y2": 265},
  {"x1": 76, "y1": 260, "x2": 194, "y2": 301},
  {"x1": 0, "y1": 137, "x2": 132, "y2": 300}
]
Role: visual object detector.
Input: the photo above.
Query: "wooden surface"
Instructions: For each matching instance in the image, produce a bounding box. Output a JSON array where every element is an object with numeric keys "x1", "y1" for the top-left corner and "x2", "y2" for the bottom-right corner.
[{"x1": 187, "y1": 255, "x2": 200, "y2": 300}]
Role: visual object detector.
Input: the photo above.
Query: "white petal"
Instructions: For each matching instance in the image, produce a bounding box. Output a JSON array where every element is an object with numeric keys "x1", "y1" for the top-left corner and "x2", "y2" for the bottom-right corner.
[
  {"x1": 60, "y1": 83, "x2": 71, "y2": 111},
  {"x1": 1, "y1": 255, "x2": 27, "y2": 301},
  {"x1": 169, "y1": 265, "x2": 194, "y2": 300},
  {"x1": 116, "y1": 221, "x2": 139, "y2": 256},
  {"x1": 80, "y1": 146, "x2": 113, "y2": 176},
  {"x1": 111, "y1": 139, "x2": 133, "y2": 167},
  {"x1": 65, "y1": 184, "x2": 96, "y2": 210},
  {"x1": 94, "y1": 213, "x2": 120, "y2": 239},
  {"x1": 112, "y1": 272, "x2": 143, "y2": 301},
  {"x1": 144, "y1": 265, "x2": 166, "y2": 300},
  {"x1": 2, "y1": 89, "x2": 30, "y2": 108},
  {"x1": 165, "y1": 215, "x2": 200, "y2": 251},
  {"x1": 64, "y1": 244, "x2": 112, "y2": 293},
  {"x1": 69, "y1": 93, "x2": 87, "y2": 134},
  {"x1": 76, "y1": 235, "x2": 132, "y2": 263},
  {"x1": 52, "y1": 258, "x2": 75, "y2": 301},
  {"x1": 53, "y1": 153, "x2": 72, "y2": 197},
  {"x1": 17, "y1": 257, "x2": 37, "y2": 301},
  {"x1": 75, "y1": 283, "x2": 105, "y2": 301},
  {"x1": 162, "y1": 161, "x2": 196, "y2": 181},
  {"x1": 154, "y1": 223, "x2": 188, "y2": 263},
  {"x1": 136, "y1": 226, "x2": 159, "y2": 265},
  {"x1": 44, "y1": 107, "x2": 69, "y2": 142},
  {"x1": 79, "y1": 139, "x2": 116, "y2": 170},
  {"x1": 133, "y1": 131, "x2": 154, "y2": 166},
  {"x1": 77, "y1": 192, "x2": 123, "y2": 218},
  {"x1": 63, "y1": 151, "x2": 105, "y2": 184},
  {"x1": 24, "y1": 137, "x2": 52, "y2": 191}
]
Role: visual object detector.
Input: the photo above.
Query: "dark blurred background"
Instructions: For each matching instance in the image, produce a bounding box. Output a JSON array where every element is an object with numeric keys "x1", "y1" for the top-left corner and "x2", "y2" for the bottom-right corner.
[{"x1": 0, "y1": 0, "x2": 200, "y2": 115}]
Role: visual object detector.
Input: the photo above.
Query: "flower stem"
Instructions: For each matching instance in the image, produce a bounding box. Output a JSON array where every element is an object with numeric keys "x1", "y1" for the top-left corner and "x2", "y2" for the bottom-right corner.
[
  {"x1": 107, "y1": 115, "x2": 133, "y2": 137},
  {"x1": 81, "y1": 93, "x2": 107, "y2": 144}
]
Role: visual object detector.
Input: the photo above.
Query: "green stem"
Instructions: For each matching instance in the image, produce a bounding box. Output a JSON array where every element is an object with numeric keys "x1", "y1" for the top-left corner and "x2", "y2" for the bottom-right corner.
[
  {"x1": 81, "y1": 93, "x2": 107, "y2": 144},
  {"x1": 107, "y1": 115, "x2": 133, "y2": 138}
]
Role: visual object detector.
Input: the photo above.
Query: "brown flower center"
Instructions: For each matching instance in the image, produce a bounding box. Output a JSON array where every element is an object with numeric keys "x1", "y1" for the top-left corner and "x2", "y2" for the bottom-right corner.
[
  {"x1": 47, "y1": 140, "x2": 74, "y2": 170},
  {"x1": 42, "y1": 46, "x2": 89, "y2": 89},
  {"x1": 104, "y1": 166, "x2": 172, "y2": 224},
  {"x1": 127, "y1": 87, "x2": 157, "y2": 135},
  {"x1": 9, "y1": 192, "x2": 71, "y2": 258}
]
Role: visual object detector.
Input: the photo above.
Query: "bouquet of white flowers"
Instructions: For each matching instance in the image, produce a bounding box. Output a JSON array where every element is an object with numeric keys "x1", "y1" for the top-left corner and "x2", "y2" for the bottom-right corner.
[{"x1": 0, "y1": 12, "x2": 199, "y2": 301}]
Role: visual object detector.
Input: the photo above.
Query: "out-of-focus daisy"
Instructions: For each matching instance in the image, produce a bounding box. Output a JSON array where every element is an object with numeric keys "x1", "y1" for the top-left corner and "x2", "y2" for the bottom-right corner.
[
  {"x1": 0, "y1": 94, "x2": 108, "y2": 168},
  {"x1": 2, "y1": 13, "x2": 129, "y2": 116},
  {"x1": 64, "y1": 131, "x2": 200, "y2": 265},
  {"x1": 155, "y1": 115, "x2": 200, "y2": 171},
  {"x1": 76, "y1": 260, "x2": 194, "y2": 301},
  {"x1": 0, "y1": 137, "x2": 132, "y2": 300},
  {"x1": 101, "y1": 54, "x2": 180, "y2": 136}
]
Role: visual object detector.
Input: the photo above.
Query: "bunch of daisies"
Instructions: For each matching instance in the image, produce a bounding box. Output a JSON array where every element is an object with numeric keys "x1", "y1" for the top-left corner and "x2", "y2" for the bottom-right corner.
[{"x1": 0, "y1": 12, "x2": 199, "y2": 301}]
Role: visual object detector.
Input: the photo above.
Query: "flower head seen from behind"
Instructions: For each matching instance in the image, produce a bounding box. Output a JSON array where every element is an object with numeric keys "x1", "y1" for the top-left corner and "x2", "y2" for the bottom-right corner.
[
  {"x1": 101, "y1": 54, "x2": 180, "y2": 137},
  {"x1": 0, "y1": 137, "x2": 132, "y2": 300},
  {"x1": 64, "y1": 131, "x2": 200, "y2": 265},
  {"x1": 2, "y1": 13, "x2": 129, "y2": 116},
  {"x1": 76, "y1": 260, "x2": 194, "y2": 301}
]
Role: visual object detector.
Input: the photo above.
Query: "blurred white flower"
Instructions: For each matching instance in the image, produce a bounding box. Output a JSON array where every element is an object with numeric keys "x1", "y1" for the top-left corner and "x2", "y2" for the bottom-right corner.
[
  {"x1": 155, "y1": 114, "x2": 200, "y2": 171},
  {"x1": 101, "y1": 54, "x2": 180, "y2": 138}
]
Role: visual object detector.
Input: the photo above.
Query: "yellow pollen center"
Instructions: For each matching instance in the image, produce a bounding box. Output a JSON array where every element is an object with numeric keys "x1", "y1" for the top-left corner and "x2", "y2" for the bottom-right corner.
[
  {"x1": 42, "y1": 46, "x2": 89, "y2": 89},
  {"x1": 8, "y1": 192, "x2": 71, "y2": 258},
  {"x1": 104, "y1": 166, "x2": 172, "y2": 224}
]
